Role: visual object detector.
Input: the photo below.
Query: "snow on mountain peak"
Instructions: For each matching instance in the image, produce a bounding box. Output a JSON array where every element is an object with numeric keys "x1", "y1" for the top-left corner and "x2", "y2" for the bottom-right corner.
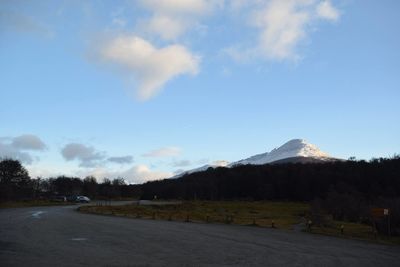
[
  {"x1": 231, "y1": 139, "x2": 330, "y2": 166},
  {"x1": 273, "y1": 139, "x2": 329, "y2": 158}
]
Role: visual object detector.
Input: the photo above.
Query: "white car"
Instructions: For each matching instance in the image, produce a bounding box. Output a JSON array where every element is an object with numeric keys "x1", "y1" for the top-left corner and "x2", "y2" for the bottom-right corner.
[{"x1": 76, "y1": 196, "x2": 91, "y2": 203}]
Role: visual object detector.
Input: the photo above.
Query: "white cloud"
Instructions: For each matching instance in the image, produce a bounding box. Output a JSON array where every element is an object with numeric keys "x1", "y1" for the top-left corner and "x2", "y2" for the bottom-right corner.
[
  {"x1": 316, "y1": 0, "x2": 339, "y2": 21},
  {"x1": 140, "y1": 15, "x2": 186, "y2": 41},
  {"x1": 226, "y1": 0, "x2": 341, "y2": 61},
  {"x1": 0, "y1": 134, "x2": 46, "y2": 164},
  {"x1": 120, "y1": 164, "x2": 171, "y2": 184},
  {"x1": 138, "y1": 0, "x2": 222, "y2": 41},
  {"x1": 100, "y1": 35, "x2": 199, "y2": 100},
  {"x1": 253, "y1": 0, "x2": 312, "y2": 60},
  {"x1": 142, "y1": 147, "x2": 181, "y2": 157},
  {"x1": 61, "y1": 143, "x2": 105, "y2": 167},
  {"x1": 81, "y1": 164, "x2": 172, "y2": 184}
]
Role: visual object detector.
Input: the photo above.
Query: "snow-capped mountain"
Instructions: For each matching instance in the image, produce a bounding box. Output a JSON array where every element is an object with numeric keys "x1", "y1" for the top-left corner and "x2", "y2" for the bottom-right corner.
[
  {"x1": 171, "y1": 139, "x2": 335, "y2": 178},
  {"x1": 230, "y1": 139, "x2": 332, "y2": 166}
]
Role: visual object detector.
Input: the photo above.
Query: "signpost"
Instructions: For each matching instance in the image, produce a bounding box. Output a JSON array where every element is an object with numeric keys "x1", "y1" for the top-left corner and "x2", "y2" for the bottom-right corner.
[{"x1": 370, "y1": 207, "x2": 391, "y2": 237}]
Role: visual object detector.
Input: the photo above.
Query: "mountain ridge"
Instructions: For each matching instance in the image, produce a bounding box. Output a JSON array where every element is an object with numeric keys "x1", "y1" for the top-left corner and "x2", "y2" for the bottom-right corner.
[{"x1": 172, "y1": 139, "x2": 337, "y2": 178}]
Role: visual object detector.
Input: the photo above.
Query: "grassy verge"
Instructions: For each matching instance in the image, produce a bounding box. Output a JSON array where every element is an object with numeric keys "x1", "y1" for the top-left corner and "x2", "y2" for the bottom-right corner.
[
  {"x1": 79, "y1": 200, "x2": 400, "y2": 245},
  {"x1": 311, "y1": 221, "x2": 400, "y2": 246},
  {"x1": 0, "y1": 200, "x2": 76, "y2": 209},
  {"x1": 79, "y1": 200, "x2": 308, "y2": 230}
]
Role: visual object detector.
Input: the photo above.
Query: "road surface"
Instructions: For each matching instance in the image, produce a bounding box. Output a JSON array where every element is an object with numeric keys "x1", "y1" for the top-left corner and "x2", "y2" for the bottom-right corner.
[{"x1": 1, "y1": 203, "x2": 399, "y2": 266}]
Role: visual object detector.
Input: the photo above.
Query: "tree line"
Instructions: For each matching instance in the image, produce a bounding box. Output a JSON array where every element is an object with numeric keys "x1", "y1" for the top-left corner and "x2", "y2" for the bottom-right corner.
[{"x1": 0, "y1": 159, "x2": 141, "y2": 201}]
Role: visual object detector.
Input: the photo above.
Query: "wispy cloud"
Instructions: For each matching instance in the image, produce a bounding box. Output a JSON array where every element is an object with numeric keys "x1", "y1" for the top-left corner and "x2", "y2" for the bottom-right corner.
[
  {"x1": 316, "y1": 0, "x2": 340, "y2": 21},
  {"x1": 99, "y1": 35, "x2": 199, "y2": 100},
  {"x1": 225, "y1": 0, "x2": 341, "y2": 62},
  {"x1": 142, "y1": 147, "x2": 181, "y2": 157},
  {"x1": 138, "y1": 0, "x2": 222, "y2": 41}
]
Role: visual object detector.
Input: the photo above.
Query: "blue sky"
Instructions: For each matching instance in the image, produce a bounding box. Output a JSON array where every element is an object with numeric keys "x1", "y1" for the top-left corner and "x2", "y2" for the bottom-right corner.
[{"x1": 1, "y1": 0, "x2": 399, "y2": 183}]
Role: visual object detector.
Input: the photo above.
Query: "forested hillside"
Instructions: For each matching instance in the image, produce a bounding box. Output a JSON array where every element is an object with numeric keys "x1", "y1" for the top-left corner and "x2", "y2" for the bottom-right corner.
[{"x1": 140, "y1": 157, "x2": 400, "y2": 234}]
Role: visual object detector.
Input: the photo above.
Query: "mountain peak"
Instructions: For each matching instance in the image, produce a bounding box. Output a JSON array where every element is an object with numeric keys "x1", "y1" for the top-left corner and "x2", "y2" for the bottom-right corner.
[
  {"x1": 231, "y1": 139, "x2": 330, "y2": 166},
  {"x1": 271, "y1": 138, "x2": 330, "y2": 159},
  {"x1": 277, "y1": 139, "x2": 308, "y2": 150}
]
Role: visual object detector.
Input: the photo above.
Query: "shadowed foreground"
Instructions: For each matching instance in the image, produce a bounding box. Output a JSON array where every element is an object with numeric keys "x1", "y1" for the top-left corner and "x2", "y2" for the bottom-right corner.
[{"x1": 1, "y1": 203, "x2": 399, "y2": 267}]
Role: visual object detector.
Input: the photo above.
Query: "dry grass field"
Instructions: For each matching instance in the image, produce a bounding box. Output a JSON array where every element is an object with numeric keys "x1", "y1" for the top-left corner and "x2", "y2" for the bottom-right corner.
[{"x1": 79, "y1": 201, "x2": 308, "y2": 229}]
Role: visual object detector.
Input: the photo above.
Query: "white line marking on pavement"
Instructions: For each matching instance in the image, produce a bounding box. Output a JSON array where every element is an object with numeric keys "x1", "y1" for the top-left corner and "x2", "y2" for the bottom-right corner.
[{"x1": 31, "y1": 211, "x2": 46, "y2": 219}]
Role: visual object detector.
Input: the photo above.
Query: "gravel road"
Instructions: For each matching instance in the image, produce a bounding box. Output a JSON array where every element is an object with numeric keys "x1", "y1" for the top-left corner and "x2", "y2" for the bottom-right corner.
[{"x1": 1, "y1": 203, "x2": 399, "y2": 267}]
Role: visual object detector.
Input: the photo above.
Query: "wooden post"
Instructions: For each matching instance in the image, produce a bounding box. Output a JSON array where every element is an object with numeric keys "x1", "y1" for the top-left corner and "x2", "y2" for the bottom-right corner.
[{"x1": 186, "y1": 214, "x2": 190, "y2": 222}]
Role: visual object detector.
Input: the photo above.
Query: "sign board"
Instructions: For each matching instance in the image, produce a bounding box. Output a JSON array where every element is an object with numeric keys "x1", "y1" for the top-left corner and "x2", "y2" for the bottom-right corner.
[
  {"x1": 384, "y1": 209, "x2": 389, "y2": 216},
  {"x1": 371, "y1": 208, "x2": 390, "y2": 218}
]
